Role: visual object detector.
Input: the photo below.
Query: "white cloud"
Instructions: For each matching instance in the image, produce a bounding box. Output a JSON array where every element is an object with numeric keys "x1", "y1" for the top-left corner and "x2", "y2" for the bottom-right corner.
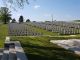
[{"x1": 34, "y1": 5, "x2": 40, "y2": 9}]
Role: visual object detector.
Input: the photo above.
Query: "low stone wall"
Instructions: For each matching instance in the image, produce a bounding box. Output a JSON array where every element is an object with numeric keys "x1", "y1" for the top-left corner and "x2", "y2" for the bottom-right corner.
[{"x1": 1, "y1": 37, "x2": 28, "y2": 60}]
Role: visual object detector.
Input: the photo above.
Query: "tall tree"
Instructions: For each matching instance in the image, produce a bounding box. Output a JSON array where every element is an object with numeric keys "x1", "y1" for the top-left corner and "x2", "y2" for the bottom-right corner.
[
  {"x1": 0, "y1": 7, "x2": 12, "y2": 24},
  {"x1": 26, "y1": 19, "x2": 30, "y2": 22},
  {"x1": 19, "y1": 15, "x2": 24, "y2": 23},
  {"x1": 12, "y1": 18, "x2": 16, "y2": 23}
]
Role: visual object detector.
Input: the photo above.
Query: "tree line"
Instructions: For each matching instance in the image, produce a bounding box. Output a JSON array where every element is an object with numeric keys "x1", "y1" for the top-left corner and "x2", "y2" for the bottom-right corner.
[{"x1": 0, "y1": 7, "x2": 31, "y2": 24}]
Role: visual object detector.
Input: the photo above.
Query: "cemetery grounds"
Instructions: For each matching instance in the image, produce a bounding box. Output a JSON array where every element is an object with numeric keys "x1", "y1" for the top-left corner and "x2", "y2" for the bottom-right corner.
[{"x1": 1, "y1": 24, "x2": 80, "y2": 60}]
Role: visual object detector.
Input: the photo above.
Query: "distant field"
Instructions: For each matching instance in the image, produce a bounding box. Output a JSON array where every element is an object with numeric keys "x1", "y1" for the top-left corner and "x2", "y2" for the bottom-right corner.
[
  {"x1": 11, "y1": 36, "x2": 80, "y2": 60},
  {"x1": 0, "y1": 24, "x2": 8, "y2": 48}
]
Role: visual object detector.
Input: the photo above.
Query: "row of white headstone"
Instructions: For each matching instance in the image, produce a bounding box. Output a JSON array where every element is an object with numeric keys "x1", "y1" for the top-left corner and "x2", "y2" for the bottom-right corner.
[
  {"x1": 8, "y1": 23, "x2": 42, "y2": 36},
  {"x1": 28, "y1": 21, "x2": 80, "y2": 35},
  {"x1": 8, "y1": 21, "x2": 80, "y2": 36}
]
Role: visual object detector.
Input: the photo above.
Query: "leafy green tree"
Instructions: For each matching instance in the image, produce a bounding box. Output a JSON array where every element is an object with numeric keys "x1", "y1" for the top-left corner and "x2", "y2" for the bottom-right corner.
[
  {"x1": 19, "y1": 15, "x2": 24, "y2": 23},
  {"x1": 12, "y1": 18, "x2": 16, "y2": 23},
  {"x1": 26, "y1": 19, "x2": 30, "y2": 22},
  {"x1": 0, "y1": 7, "x2": 12, "y2": 24}
]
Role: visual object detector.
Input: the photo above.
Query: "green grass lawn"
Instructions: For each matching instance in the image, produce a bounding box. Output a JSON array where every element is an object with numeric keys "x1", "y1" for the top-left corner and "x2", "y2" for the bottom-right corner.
[
  {"x1": 11, "y1": 36, "x2": 80, "y2": 60},
  {"x1": 0, "y1": 24, "x2": 8, "y2": 48},
  {"x1": 1, "y1": 23, "x2": 80, "y2": 60}
]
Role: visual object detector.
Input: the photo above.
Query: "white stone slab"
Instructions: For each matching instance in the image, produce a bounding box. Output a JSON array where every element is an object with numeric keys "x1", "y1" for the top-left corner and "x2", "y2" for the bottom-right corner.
[
  {"x1": 14, "y1": 41, "x2": 28, "y2": 60},
  {"x1": 50, "y1": 39, "x2": 80, "y2": 55}
]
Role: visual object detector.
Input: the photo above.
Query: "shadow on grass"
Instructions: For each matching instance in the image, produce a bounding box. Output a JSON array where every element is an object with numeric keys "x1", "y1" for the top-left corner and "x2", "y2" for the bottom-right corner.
[
  {"x1": 22, "y1": 43, "x2": 80, "y2": 60},
  {"x1": 11, "y1": 37, "x2": 80, "y2": 60}
]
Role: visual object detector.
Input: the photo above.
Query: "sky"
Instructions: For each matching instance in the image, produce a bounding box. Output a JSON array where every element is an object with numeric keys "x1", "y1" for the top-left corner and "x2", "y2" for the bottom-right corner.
[{"x1": 0, "y1": 0, "x2": 80, "y2": 22}]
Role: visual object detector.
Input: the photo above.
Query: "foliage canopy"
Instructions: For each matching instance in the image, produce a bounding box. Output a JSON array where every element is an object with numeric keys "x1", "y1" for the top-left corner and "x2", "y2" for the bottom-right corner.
[{"x1": 0, "y1": 7, "x2": 11, "y2": 24}]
